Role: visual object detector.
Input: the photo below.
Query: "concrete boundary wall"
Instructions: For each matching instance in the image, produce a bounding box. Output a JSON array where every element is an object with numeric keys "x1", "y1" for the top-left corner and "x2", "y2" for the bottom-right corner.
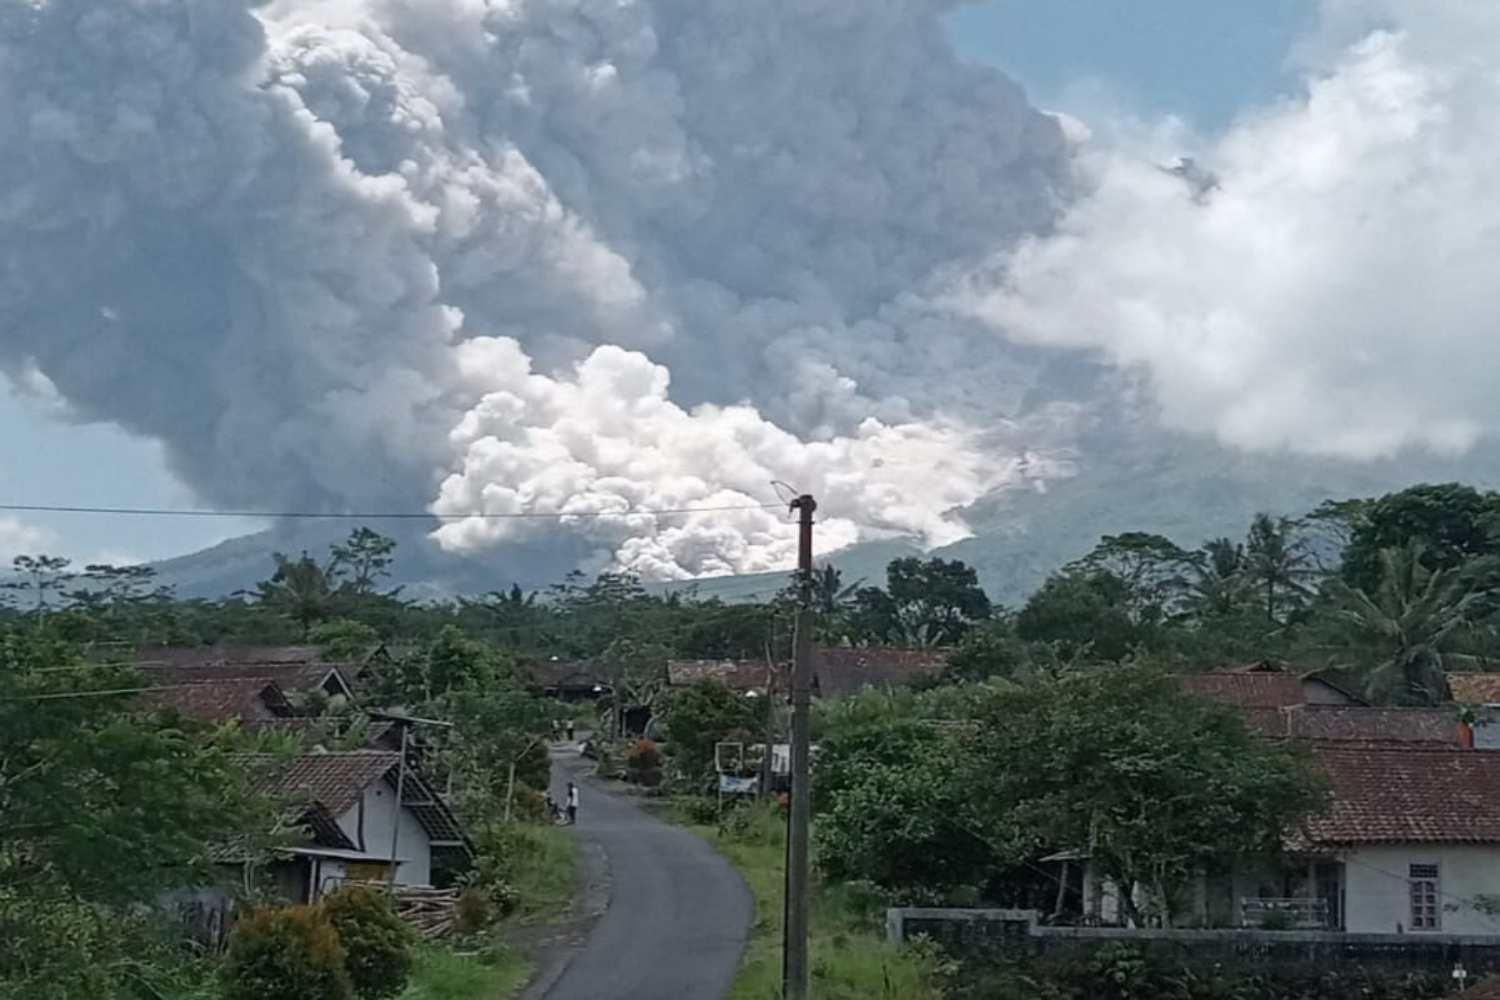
[{"x1": 887, "y1": 907, "x2": 1500, "y2": 973}]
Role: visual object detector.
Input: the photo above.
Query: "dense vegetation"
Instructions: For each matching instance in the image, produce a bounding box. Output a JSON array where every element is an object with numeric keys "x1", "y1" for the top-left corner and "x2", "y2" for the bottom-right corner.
[{"x1": 4, "y1": 481, "x2": 1498, "y2": 997}]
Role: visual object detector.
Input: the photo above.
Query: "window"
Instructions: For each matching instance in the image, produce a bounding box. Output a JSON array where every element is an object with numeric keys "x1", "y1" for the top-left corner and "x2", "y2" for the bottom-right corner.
[{"x1": 1409, "y1": 863, "x2": 1440, "y2": 930}]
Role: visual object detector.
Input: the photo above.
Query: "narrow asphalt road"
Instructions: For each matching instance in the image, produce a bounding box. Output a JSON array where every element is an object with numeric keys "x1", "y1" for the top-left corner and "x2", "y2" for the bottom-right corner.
[{"x1": 528, "y1": 748, "x2": 754, "y2": 1000}]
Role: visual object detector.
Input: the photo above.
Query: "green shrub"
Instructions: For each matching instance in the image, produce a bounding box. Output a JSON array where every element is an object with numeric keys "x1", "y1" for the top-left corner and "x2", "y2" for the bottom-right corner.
[
  {"x1": 222, "y1": 905, "x2": 353, "y2": 1000},
  {"x1": 320, "y1": 885, "x2": 416, "y2": 999},
  {"x1": 681, "y1": 795, "x2": 720, "y2": 825}
]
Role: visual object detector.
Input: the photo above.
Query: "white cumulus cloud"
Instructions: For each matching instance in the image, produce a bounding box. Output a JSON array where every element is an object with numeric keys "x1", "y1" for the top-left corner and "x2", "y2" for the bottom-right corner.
[
  {"x1": 961, "y1": 1, "x2": 1500, "y2": 461},
  {"x1": 0, "y1": 517, "x2": 58, "y2": 563}
]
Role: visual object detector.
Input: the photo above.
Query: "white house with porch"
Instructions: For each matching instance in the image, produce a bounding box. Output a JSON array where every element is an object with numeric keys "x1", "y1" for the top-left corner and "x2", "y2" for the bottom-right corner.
[
  {"x1": 1074, "y1": 745, "x2": 1500, "y2": 934},
  {"x1": 244, "y1": 750, "x2": 470, "y2": 902}
]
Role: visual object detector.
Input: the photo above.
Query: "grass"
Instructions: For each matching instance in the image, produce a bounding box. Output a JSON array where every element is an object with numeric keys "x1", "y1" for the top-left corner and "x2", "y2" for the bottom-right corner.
[
  {"x1": 676, "y1": 801, "x2": 945, "y2": 1000},
  {"x1": 504, "y1": 819, "x2": 578, "y2": 925},
  {"x1": 400, "y1": 945, "x2": 530, "y2": 1000}
]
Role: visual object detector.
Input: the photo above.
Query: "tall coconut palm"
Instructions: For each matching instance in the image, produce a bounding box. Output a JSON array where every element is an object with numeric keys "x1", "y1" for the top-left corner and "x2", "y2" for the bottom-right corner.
[
  {"x1": 1244, "y1": 514, "x2": 1319, "y2": 626},
  {"x1": 1324, "y1": 541, "x2": 1493, "y2": 705}
]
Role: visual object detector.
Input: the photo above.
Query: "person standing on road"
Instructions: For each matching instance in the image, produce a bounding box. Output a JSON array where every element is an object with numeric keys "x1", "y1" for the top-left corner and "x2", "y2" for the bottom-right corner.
[{"x1": 567, "y1": 781, "x2": 579, "y2": 825}]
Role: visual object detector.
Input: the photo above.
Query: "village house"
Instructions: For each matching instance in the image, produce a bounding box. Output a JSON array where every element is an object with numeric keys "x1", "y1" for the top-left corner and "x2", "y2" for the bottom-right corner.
[
  {"x1": 1075, "y1": 744, "x2": 1500, "y2": 933},
  {"x1": 243, "y1": 750, "x2": 471, "y2": 901},
  {"x1": 163, "y1": 748, "x2": 471, "y2": 945}
]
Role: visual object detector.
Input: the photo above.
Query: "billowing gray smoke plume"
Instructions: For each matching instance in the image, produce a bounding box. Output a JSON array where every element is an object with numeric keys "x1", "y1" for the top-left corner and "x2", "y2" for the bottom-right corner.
[{"x1": 0, "y1": 0, "x2": 1077, "y2": 578}]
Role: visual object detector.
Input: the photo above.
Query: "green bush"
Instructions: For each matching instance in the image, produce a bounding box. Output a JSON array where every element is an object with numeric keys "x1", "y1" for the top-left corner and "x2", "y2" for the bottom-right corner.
[
  {"x1": 320, "y1": 885, "x2": 416, "y2": 999},
  {"x1": 681, "y1": 795, "x2": 720, "y2": 825},
  {"x1": 222, "y1": 905, "x2": 353, "y2": 1000}
]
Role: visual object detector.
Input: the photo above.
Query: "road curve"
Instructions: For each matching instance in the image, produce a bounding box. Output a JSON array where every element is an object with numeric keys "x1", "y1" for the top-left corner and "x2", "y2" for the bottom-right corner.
[{"x1": 531, "y1": 749, "x2": 753, "y2": 1000}]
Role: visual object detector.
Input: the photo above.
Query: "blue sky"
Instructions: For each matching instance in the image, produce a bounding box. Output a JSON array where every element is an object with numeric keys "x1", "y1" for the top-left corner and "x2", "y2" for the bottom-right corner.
[
  {"x1": 948, "y1": 0, "x2": 1312, "y2": 130},
  {"x1": 0, "y1": 0, "x2": 1311, "y2": 564}
]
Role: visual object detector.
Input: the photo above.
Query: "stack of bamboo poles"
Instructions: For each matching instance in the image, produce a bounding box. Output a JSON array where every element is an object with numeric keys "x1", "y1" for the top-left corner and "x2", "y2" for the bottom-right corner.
[{"x1": 344, "y1": 882, "x2": 460, "y2": 939}]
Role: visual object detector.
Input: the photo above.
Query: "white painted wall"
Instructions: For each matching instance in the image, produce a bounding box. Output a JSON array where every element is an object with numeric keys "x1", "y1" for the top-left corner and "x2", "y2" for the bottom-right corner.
[
  {"x1": 335, "y1": 783, "x2": 433, "y2": 887},
  {"x1": 1473, "y1": 715, "x2": 1500, "y2": 749},
  {"x1": 1342, "y1": 845, "x2": 1500, "y2": 935}
]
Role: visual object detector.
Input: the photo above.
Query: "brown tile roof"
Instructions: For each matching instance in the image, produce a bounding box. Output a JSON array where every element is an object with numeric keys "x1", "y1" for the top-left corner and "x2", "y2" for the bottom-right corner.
[
  {"x1": 138, "y1": 678, "x2": 293, "y2": 724},
  {"x1": 243, "y1": 751, "x2": 400, "y2": 818},
  {"x1": 1285, "y1": 706, "x2": 1462, "y2": 745},
  {"x1": 137, "y1": 661, "x2": 354, "y2": 698},
  {"x1": 1300, "y1": 746, "x2": 1500, "y2": 846},
  {"x1": 133, "y1": 645, "x2": 325, "y2": 666},
  {"x1": 667, "y1": 659, "x2": 782, "y2": 693},
  {"x1": 1181, "y1": 672, "x2": 1307, "y2": 709},
  {"x1": 239, "y1": 752, "x2": 469, "y2": 853},
  {"x1": 1213, "y1": 660, "x2": 1292, "y2": 674},
  {"x1": 525, "y1": 660, "x2": 605, "y2": 690},
  {"x1": 813, "y1": 647, "x2": 947, "y2": 698},
  {"x1": 1449, "y1": 674, "x2": 1500, "y2": 704}
]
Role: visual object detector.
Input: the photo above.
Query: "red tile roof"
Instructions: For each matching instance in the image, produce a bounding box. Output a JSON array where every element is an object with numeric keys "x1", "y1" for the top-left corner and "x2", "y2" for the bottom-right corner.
[
  {"x1": 813, "y1": 647, "x2": 947, "y2": 698},
  {"x1": 1300, "y1": 746, "x2": 1500, "y2": 846},
  {"x1": 138, "y1": 678, "x2": 292, "y2": 724},
  {"x1": 1449, "y1": 674, "x2": 1500, "y2": 704},
  {"x1": 1181, "y1": 672, "x2": 1307, "y2": 709}
]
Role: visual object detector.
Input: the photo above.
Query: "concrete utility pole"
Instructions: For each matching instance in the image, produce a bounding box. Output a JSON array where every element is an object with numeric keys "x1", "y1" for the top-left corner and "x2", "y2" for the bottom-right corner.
[
  {"x1": 783, "y1": 493, "x2": 816, "y2": 1000},
  {"x1": 387, "y1": 721, "x2": 409, "y2": 891}
]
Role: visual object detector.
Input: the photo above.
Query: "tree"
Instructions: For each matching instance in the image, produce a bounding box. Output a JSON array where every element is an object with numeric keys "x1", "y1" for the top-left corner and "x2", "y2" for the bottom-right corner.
[
  {"x1": 1071, "y1": 533, "x2": 1194, "y2": 624},
  {"x1": 847, "y1": 558, "x2": 992, "y2": 646},
  {"x1": 658, "y1": 681, "x2": 769, "y2": 789},
  {"x1": 1243, "y1": 514, "x2": 1318, "y2": 626},
  {"x1": 1323, "y1": 541, "x2": 1494, "y2": 705},
  {"x1": 0, "y1": 631, "x2": 265, "y2": 903},
  {"x1": 1183, "y1": 537, "x2": 1249, "y2": 620},
  {"x1": 440, "y1": 681, "x2": 554, "y2": 824},
  {"x1": 2, "y1": 555, "x2": 73, "y2": 611},
  {"x1": 597, "y1": 637, "x2": 670, "y2": 736},
  {"x1": 1015, "y1": 570, "x2": 1143, "y2": 662},
  {"x1": 887, "y1": 557, "x2": 993, "y2": 645},
  {"x1": 1341, "y1": 483, "x2": 1500, "y2": 592},
  {"x1": 309, "y1": 619, "x2": 382, "y2": 662},
  {"x1": 944, "y1": 623, "x2": 1030, "y2": 684},
  {"x1": 328, "y1": 527, "x2": 398, "y2": 596},
  {"x1": 966, "y1": 668, "x2": 1323, "y2": 924},
  {"x1": 816, "y1": 741, "x2": 989, "y2": 899},
  {"x1": 255, "y1": 552, "x2": 339, "y2": 638}
]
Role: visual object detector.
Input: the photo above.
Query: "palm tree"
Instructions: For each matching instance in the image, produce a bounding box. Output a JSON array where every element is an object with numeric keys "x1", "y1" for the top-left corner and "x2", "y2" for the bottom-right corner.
[
  {"x1": 1184, "y1": 537, "x2": 1249, "y2": 619},
  {"x1": 807, "y1": 564, "x2": 864, "y2": 643},
  {"x1": 1324, "y1": 541, "x2": 1493, "y2": 705},
  {"x1": 1244, "y1": 514, "x2": 1318, "y2": 626}
]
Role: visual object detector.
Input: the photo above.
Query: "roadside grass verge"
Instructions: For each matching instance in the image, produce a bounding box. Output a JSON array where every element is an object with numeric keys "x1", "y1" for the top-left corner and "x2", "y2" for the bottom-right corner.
[
  {"x1": 674, "y1": 800, "x2": 944, "y2": 1000},
  {"x1": 505, "y1": 819, "x2": 578, "y2": 925},
  {"x1": 400, "y1": 945, "x2": 530, "y2": 1000}
]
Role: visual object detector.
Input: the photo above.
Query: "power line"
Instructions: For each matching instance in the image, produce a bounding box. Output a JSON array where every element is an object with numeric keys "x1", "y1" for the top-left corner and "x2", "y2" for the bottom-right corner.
[{"x1": 0, "y1": 501, "x2": 786, "y2": 521}]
